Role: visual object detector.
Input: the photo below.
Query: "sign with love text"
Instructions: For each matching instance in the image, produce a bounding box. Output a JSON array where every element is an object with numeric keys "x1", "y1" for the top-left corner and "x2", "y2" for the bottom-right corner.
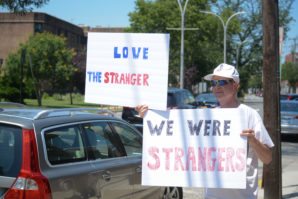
[
  {"x1": 142, "y1": 108, "x2": 248, "y2": 188},
  {"x1": 85, "y1": 32, "x2": 170, "y2": 110}
]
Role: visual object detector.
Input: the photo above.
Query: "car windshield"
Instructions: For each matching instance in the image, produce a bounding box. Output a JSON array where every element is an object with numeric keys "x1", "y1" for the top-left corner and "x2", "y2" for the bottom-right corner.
[
  {"x1": 0, "y1": 124, "x2": 22, "y2": 177},
  {"x1": 196, "y1": 94, "x2": 217, "y2": 101},
  {"x1": 178, "y1": 91, "x2": 195, "y2": 104},
  {"x1": 281, "y1": 102, "x2": 298, "y2": 112}
]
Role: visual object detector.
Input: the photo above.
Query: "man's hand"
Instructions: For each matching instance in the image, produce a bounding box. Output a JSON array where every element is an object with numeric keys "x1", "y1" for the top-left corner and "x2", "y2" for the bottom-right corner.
[
  {"x1": 135, "y1": 104, "x2": 148, "y2": 118},
  {"x1": 240, "y1": 129, "x2": 256, "y2": 144},
  {"x1": 240, "y1": 129, "x2": 272, "y2": 164}
]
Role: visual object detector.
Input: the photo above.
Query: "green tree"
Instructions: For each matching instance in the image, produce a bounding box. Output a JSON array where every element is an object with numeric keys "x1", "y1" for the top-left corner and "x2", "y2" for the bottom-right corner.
[
  {"x1": 0, "y1": 0, "x2": 49, "y2": 12},
  {"x1": 127, "y1": 0, "x2": 249, "y2": 91},
  {"x1": 215, "y1": 0, "x2": 294, "y2": 93},
  {"x1": 3, "y1": 32, "x2": 75, "y2": 106},
  {"x1": 127, "y1": 0, "x2": 294, "y2": 93},
  {"x1": 282, "y1": 62, "x2": 298, "y2": 93},
  {"x1": 0, "y1": 53, "x2": 20, "y2": 102}
]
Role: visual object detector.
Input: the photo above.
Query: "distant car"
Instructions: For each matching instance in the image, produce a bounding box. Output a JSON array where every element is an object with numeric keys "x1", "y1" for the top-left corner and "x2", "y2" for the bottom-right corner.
[
  {"x1": 167, "y1": 88, "x2": 198, "y2": 109},
  {"x1": 195, "y1": 93, "x2": 220, "y2": 108},
  {"x1": 280, "y1": 100, "x2": 298, "y2": 135},
  {"x1": 0, "y1": 104, "x2": 182, "y2": 199},
  {"x1": 280, "y1": 93, "x2": 298, "y2": 101},
  {"x1": 122, "y1": 88, "x2": 198, "y2": 131}
]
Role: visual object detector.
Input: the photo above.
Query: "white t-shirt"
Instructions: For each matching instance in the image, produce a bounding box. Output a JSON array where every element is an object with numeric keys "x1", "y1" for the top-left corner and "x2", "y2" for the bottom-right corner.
[{"x1": 204, "y1": 104, "x2": 274, "y2": 199}]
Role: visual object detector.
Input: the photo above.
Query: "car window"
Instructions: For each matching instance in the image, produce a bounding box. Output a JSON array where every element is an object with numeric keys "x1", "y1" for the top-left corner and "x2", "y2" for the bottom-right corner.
[
  {"x1": 167, "y1": 93, "x2": 176, "y2": 107},
  {"x1": 0, "y1": 124, "x2": 22, "y2": 177},
  {"x1": 111, "y1": 122, "x2": 142, "y2": 156},
  {"x1": 82, "y1": 122, "x2": 123, "y2": 159},
  {"x1": 181, "y1": 91, "x2": 195, "y2": 104},
  {"x1": 281, "y1": 102, "x2": 298, "y2": 112},
  {"x1": 44, "y1": 125, "x2": 86, "y2": 165},
  {"x1": 196, "y1": 94, "x2": 218, "y2": 102}
]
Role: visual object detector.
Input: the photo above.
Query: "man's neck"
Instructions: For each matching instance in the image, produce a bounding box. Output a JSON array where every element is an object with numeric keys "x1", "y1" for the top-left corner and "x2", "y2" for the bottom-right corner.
[{"x1": 220, "y1": 99, "x2": 240, "y2": 108}]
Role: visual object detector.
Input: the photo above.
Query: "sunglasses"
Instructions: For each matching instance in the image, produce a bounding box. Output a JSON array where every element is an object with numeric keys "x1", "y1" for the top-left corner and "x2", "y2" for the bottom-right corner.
[{"x1": 211, "y1": 79, "x2": 233, "y2": 87}]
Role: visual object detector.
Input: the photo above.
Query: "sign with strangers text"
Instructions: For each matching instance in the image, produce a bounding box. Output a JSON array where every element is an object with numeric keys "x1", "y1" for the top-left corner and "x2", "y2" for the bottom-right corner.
[
  {"x1": 142, "y1": 109, "x2": 248, "y2": 188},
  {"x1": 85, "y1": 32, "x2": 170, "y2": 110}
]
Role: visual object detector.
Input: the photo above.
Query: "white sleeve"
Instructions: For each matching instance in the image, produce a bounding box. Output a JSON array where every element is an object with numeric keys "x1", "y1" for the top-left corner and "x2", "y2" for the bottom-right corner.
[{"x1": 253, "y1": 110, "x2": 275, "y2": 148}]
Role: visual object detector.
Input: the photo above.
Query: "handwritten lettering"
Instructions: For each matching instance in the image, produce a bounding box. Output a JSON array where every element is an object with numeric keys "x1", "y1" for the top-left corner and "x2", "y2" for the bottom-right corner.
[
  {"x1": 114, "y1": 47, "x2": 149, "y2": 59},
  {"x1": 147, "y1": 146, "x2": 246, "y2": 172}
]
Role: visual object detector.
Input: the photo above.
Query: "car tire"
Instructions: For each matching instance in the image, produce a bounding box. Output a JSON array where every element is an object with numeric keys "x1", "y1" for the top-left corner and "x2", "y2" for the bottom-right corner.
[{"x1": 163, "y1": 187, "x2": 183, "y2": 199}]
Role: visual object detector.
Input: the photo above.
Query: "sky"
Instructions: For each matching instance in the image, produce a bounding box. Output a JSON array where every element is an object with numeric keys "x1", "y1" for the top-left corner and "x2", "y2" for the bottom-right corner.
[{"x1": 1, "y1": 0, "x2": 297, "y2": 62}]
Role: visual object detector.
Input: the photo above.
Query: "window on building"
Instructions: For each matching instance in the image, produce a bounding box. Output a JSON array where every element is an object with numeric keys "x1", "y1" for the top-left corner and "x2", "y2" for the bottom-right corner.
[{"x1": 34, "y1": 23, "x2": 43, "y2": 33}]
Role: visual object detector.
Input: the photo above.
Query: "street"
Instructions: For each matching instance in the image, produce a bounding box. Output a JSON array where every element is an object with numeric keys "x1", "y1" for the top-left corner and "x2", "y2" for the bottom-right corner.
[{"x1": 183, "y1": 95, "x2": 298, "y2": 199}]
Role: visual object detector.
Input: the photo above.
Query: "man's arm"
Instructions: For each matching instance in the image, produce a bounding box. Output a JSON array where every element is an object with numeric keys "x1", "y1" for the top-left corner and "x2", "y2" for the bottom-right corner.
[{"x1": 241, "y1": 129, "x2": 273, "y2": 165}]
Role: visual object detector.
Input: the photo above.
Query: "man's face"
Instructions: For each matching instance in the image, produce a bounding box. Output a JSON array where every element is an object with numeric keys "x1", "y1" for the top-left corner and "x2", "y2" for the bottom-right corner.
[{"x1": 211, "y1": 75, "x2": 238, "y2": 103}]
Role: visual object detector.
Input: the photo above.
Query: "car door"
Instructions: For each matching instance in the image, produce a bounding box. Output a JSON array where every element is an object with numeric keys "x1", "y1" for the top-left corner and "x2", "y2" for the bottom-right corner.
[
  {"x1": 82, "y1": 121, "x2": 134, "y2": 199},
  {"x1": 41, "y1": 124, "x2": 97, "y2": 199},
  {"x1": 110, "y1": 121, "x2": 164, "y2": 199}
]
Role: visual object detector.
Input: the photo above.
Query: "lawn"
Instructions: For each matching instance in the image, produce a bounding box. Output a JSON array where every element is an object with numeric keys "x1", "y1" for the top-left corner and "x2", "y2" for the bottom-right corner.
[{"x1": 23, "y1": 98, "x2": 123, "y2": 112}]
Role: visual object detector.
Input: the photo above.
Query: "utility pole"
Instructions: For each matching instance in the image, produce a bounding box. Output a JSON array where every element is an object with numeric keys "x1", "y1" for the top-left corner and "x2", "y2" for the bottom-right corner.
[
  {"x1": 167, "y1": 0, "x2": 198, "y2": 89},
  {"x1": 262, "y1": 0, "x2": 282, "y2": 199}
]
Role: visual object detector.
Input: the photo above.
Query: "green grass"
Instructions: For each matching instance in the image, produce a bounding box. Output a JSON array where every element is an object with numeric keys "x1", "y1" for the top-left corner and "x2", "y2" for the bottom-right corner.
[
  {"x1": 23, "y1": 98, "x2": 123, "y2": 111},
  {"x1": 24, "y1": 98, "x2": 99, "y2": 108}
]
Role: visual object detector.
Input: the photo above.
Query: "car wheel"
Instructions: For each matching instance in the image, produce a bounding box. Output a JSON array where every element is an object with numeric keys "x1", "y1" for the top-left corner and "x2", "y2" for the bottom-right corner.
[{"x1": 163, "y1": 187, "x2": 183, "y2": 199}]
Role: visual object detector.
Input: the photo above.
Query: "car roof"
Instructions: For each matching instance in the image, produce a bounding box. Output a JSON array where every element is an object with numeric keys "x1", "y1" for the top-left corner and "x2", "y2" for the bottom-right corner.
[
  {"x1": 280, "y1": 100, "x2": 298, "y2": 104},
  {"x1": 196, "y1": 93, "x2": 214, "y2": 96},
  {"x1": 0, "y1": 108, "x2": 120, "y2": 129},
  {"x1": 168, "y1": 88, "x2": 189, "y2": 93},
  {"x1": 281, "y1": 93, "x2": 298, "y2": 95}
]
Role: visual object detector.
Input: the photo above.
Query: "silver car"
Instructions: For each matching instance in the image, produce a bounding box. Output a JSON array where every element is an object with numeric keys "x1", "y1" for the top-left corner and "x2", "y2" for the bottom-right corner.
[
  {"x1": 281, "y1": 100, "x2": 298, "y2": 135},
  {"x1": 0, "y1": 106, "x2": 182, "y2": 199}
]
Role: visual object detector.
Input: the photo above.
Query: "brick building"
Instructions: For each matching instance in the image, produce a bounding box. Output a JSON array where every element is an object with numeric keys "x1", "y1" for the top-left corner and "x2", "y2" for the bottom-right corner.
[
  {"x1": 0, "y1": 12, "x2": 86, "y2": 66},
  {"x1": 285, "y1": 52, "x2": 298, "y2": 64},
  {"x1": 0, "y1": 12, "x2": 125, "y2": 67},
  {"x1": 80, "y1": 26, "x2": 124, "y2": 37}
]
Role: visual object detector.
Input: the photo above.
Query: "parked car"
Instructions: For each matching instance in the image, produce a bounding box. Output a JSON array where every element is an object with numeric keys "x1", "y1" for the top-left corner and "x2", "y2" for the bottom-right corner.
[
  {"x1": 280, "y1": 93, "x2": 298, "y2": 101},
  {"x1": 0, "y1": 104, "x2": 182, "y2": 199},
  {"x1": 195, "y1": 93, "x2": 220, "y2": 108},
  {"x1": 280, "y1": 100, "x2": 298, "y2": 135},
  {"x1": 122, "y1": 88, "x2": 198, "y2": 131},
  {"x1": 167, "y1": 88, "x2": 198, "y2": 109}
]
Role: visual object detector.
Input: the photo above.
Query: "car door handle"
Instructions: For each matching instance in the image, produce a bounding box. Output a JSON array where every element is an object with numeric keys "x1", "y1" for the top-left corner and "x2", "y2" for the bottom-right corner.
[
  {"x1": 102, "y1": 172, "x2": 111, "y2": 181},
  {"x1": 136, "y1": 167, "x2": 142, "y2": 173}
]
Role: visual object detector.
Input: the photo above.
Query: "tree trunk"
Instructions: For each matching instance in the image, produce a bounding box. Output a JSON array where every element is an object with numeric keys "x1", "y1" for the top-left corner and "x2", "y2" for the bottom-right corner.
[
  {"x1": 70, "y1": 92, "x2": 73, "y2": 105},
  {"x1": 262, "y1": 0, "x2": 282, "y2": 198},
  {"x1": 37, "y1": 89, "x2": 42, "y2": 107}
]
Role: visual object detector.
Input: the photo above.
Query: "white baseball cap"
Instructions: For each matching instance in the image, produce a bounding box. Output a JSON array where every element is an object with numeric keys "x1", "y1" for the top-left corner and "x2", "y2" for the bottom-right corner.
[{"x1": 204, "y1": 63, "x2": 240, "y2": 83}]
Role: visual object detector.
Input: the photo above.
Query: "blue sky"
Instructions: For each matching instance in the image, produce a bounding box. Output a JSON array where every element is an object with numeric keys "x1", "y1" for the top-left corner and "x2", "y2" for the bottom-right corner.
[
  {"x1": 1, "y1": 0, "x2": 297, "y2": 62},
  {"x1": 34, "y1": 0, "x2": 136, "y2": 27}
]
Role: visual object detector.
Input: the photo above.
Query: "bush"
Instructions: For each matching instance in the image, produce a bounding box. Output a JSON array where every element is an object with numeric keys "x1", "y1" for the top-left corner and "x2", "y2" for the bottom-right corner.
[
  {"x1": 53, "y1": 93, "x2": 63, "y2": 101},
  {"x1": 42, "y1": 92, "x2": 50, "y2": 100},
  {"x1": 0, "y1": 86, "x2": 20, "y2": 102}
]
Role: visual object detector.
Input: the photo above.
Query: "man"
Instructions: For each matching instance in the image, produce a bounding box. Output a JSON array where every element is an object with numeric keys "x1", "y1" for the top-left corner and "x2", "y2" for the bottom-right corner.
[
  {"x1": 202, "y1": 63, "x2": 274, "y2": 199},
  {"x1": 136, "y1": 63, "x2": 274, "y2": 199}
]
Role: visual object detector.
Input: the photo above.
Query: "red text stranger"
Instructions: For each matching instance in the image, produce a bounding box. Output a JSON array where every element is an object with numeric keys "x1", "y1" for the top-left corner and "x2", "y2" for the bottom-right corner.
[{"x1": 147, "y1": 146, "x2": 246, "y2": 172}]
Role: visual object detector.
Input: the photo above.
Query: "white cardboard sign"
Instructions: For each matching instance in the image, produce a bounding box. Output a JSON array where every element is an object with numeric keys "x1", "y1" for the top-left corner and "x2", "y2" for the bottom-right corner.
[
  {"x1": 85, "y1": 32, "x2": 170, "y2": 110},
  {"x1": 142, "y1": 109, "x2": 248, "y2": 188}
]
